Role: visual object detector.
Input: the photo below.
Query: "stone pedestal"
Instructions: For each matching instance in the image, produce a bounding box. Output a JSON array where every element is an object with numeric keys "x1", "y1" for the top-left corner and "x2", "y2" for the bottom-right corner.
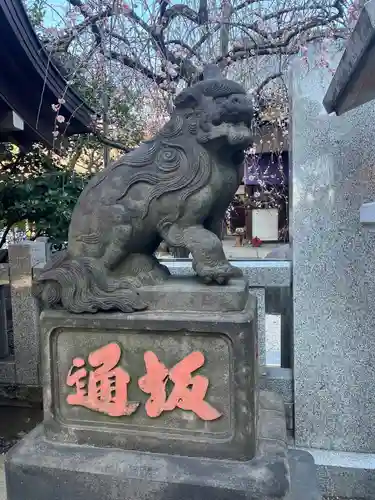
[{"x1": 5, "y1": 277, "x2": 319, "y2": 499}]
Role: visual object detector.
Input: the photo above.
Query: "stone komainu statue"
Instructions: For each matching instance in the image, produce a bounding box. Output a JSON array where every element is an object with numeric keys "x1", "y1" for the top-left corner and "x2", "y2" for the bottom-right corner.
[{"x1": 34, "y1": 70, "x2": 254, "y2": 313}]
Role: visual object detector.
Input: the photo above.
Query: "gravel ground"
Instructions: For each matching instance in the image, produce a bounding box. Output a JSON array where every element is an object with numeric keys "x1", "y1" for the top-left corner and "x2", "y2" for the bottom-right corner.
[{"x1": 0, "y1": 406, "x2": 42, "y2": 454}]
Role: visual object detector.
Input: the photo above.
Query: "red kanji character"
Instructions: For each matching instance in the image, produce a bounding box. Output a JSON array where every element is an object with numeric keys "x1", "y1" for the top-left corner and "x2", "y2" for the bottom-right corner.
[
  {"x1": 138, "y1": 351, "x2": 221, "y2": 421},
  {"x1": 66, "y1": 343, "x2": 139, "y2": 417}
]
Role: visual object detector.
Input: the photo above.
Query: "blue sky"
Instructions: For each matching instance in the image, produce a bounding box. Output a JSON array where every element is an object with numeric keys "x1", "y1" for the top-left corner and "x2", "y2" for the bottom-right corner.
[
  {"x1": 43, "y1": 0, "x2": 70, "y2": 27},
  {"x1": 43, "y1": 0, "x2": 149, "y2": 27}
]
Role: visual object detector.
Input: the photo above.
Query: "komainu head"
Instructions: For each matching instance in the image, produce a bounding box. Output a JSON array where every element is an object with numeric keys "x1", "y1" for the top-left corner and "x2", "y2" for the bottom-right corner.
[{"x1": 172, "y1": 77, "x2": 254, "y2": 163}]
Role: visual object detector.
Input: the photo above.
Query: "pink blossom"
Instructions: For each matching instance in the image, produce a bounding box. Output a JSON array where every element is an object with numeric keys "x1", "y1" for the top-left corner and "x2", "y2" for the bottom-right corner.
[
  {"x1": 56, "y1": 115, "x2": 66, "y2": 123},
  {"x1": 67, "y1": 11, "x2": 78, "y2": 22},
  {"x1": 52, "y1": 130, "x2": 60, "y2": 138},
  {"x1": 58, "y1": 98, "x2": 66, "y2": 105},
  {"x1": 45, "y1": 27, "x2": 60, "y2": 37},
  {"x1": 51, "y1": 104, "x2": 60, "y2": 112},
  {"x1": 116, "y1": 1, "x2": 131, "y2": 14},
  {"x1": 167, "y1": 67, "x2": 178, "y2": 78},
  {"x1": 122, "y1": 2, "x2": 131, "y2": 14}
]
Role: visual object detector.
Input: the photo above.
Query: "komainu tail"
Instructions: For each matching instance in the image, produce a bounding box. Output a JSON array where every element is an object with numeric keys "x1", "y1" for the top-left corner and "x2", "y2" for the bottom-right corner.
[{"x1": 32, "y1": 250, "x2": 147, "y2": 313}]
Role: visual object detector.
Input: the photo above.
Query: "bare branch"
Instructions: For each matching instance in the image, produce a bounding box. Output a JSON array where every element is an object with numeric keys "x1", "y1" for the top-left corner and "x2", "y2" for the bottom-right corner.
[
  {"x1": 165, "y1": 40, "x2": 202, "y2": 60},
  {"x1": 107, "y1": 50, "x2": 165, "y2": 83},
  {"x1": 217, "y1": 5, "x2": 344, "y2": 66},
  {"x1": 92, "y1": 132, "x2": 131, "y2": 152},
  {"x1": 33, "y1": 0, "x2": 352, "y2": 157},
  {"x1": 162, "y1": 4, "x2": 200, "y2": 26},
  {"x1": 255, "y1": 72, "x2": 283, "y2": 95}
]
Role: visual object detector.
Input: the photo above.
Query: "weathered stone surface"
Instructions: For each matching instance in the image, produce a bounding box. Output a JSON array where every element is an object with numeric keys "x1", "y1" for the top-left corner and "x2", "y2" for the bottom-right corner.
[
  {"x1": 287, "y1": 450, "x2": 322, "y2": 500},
  {"x1": 40, "y1": 279, "x2": 258, "y2": 461},
  {"x1": 265, "y1": 244, "x2": 291, "y2": 260},
  {"x1": 8, "y1": 243, "x2": 47, "y2": 385},
  {"x1": 5, "y1": 272, "x2": 323, "y2": 500},
  {"x1": 290, "y1": 44, "x2": 375, "y2": 454},
  {"x1": 5, "y1": 391, "x2": 292, "y2": 500},
  {"x1": 5, "y1": 392, "x2": 321, "y2": 500},
  {"x1": 33, "y1": 72, "x2": 254, "y2": 314},
  {"x1": 138, "y1": 276, "x2": 248, "y2": 312}
]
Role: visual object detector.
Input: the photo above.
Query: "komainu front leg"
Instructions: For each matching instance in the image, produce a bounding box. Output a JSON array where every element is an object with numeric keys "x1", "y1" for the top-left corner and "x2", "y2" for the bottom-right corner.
[{"x1": 163, "y1": 224, "x2": 242, "y2": 284}]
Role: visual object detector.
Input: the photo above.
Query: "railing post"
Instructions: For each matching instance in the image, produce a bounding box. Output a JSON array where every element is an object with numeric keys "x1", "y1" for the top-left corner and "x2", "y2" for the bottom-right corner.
[
  {"x1": 0, "y1": 284, "x2": 9, "y2": 359},
  {"x1": 8, "y1": 241, "x2": 47, "y2": 385}
]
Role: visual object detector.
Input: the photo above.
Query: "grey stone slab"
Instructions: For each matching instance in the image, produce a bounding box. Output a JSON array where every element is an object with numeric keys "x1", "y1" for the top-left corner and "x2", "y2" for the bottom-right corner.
[
  {"x1": 265, "y1": 245, "x2": 292, "y2": 261},
  {"x1": 287, "y1": 450, "x2": 322, "y2": 500},
  {"x1": 0, "y1": 358, "x2": 15, "y2": 384},
  {"x1": 0, "y1": 265, "x2": 8, "y2": 286},
  {"x1": 6, "y1": 390, "x2": 292, "y2": 500},
  {"x1": 0, "y1": 287, "x2": 9, "y2": 359},
  {"x1": 323, "y1": 0, "x2": 375, "y2": 115},
  {"x1": 5, "y1": 418, "x2": 322, "y2": 500},
  {"x1": 249, "y1": 288, "x2": 266, "y2": 365},
  {"x1": 260, "y1": 368, "x2": 293, "y2": 404},
  {"x1": 8, "y1": 244, "x2": 46, "y2": 385},
  {"x1": 0, "y1": 455, "x2": 5, "y2": 500},
  {"x1": 260, "y1": 368, "x2": 294, "y2": 429},
  {"x1": 164, "y1": 259, "x2": 292, "y2": 288},
  {"x1": 157, "y1": 267, "x2": 282, "y2": 368},
  {"x1": 290, "y1": 44, "x2": 375, "y2": 453},
  {"x1": 139, "y1": 276, "x2": 248, "y2": 312},
  {"x1": 40, "y1": 290, "x2": 258, "y2": 461},
  {"x1": 298, "y1": 447, "x2": 375, "y2": 499}
]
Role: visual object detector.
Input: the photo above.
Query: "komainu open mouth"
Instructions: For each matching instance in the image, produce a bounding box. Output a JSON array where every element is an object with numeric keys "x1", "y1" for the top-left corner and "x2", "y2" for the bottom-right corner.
[
  {"x1": 226, "y1": 122, "x2": 253, "y2": 148},
  {"x1": 212, "y1": 109, "x2": 253, "y2": 129}
]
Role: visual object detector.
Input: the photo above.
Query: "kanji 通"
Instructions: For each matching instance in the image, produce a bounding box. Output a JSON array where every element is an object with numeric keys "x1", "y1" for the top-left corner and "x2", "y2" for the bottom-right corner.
[{"x1": 66, "y1": 342, "x2": 139, "y2": 417}]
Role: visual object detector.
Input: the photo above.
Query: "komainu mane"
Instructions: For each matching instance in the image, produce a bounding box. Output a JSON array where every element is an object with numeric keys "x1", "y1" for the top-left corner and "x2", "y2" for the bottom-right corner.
[{"x1": 34, "y1": 71, "x2": 254, "y2": 313}]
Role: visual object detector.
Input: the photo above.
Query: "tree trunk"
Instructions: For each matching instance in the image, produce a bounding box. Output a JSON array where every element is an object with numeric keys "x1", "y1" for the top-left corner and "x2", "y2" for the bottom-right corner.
[
  {"x1": 219, "y1": 0, "x2": 233, "y2": 72},
  {"x1": 102, "y1": 92, "x2": 110, "y2": 168}
]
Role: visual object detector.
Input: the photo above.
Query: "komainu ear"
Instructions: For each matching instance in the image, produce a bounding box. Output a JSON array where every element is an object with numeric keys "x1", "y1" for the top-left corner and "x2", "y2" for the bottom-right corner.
[{"x1": 174, "y1": 91, "x2": 199, "y2": 109}]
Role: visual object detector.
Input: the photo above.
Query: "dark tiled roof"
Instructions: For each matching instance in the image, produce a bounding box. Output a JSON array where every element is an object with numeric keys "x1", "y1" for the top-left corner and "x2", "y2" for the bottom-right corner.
[{"x1": 0, "y1": 0, "x2": 95, "y2": 148}]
